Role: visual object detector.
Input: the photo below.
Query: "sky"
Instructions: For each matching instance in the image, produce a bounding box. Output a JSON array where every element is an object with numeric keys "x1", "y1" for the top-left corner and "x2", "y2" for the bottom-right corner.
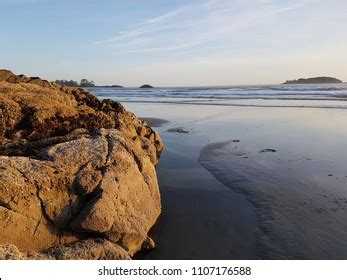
[{"x1": 0, "y1": 0, "x2": 346, "y2": 86}]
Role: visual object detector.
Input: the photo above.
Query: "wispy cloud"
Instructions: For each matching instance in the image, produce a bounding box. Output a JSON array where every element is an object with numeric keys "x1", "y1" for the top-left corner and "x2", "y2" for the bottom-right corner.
[
  {"x1": 94, "y1": 5, "x2": 191, "y2": 45},
  {"x1": 96, "y1": 0, "x2": 311, "y2": 55}
]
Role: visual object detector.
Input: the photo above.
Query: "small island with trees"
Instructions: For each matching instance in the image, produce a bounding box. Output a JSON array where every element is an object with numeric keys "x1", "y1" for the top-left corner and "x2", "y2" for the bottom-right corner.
[
  {"x1": 55, "y1": 78, "x2": 95, "y2": 87},
  {"x1": 140, "y1": 84, "x2": 154, "y2": 88},
  {"x1": 54, "y1": 79, "x2": 124, "y2": 88},
  {"x1": 283, "y1": 77, "x2": 343, "y2": 84}
]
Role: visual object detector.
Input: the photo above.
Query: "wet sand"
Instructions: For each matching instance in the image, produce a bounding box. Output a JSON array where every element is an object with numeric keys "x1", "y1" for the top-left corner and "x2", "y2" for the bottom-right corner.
[
  {"x1": 125, "y1": 103, "x2": 347, "y2": 260},
  {"x1": 200, "y1": 140, "x2": 347, "y2": 259},
  {"x1": 145, "y1": 134, "x2": 257, "y2": 259}
]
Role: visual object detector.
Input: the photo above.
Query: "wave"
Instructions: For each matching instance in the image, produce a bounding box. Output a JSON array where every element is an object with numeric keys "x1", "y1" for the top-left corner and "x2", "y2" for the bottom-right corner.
[
  {"x1": 106, "y1": 99, "x2": 347, "y2": 110},
  {"x1": 90, "y1": 84, "x2": 347, "y2": 109}
]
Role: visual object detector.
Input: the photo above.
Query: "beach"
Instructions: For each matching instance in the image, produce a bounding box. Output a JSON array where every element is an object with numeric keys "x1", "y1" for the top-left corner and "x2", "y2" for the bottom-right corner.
[
  {"x1": 2, "y1": 2, "x2": 347, "y2": 279},
  {"x1": 1, "y1": 74, "x2": 347, "y2": 260},
  {"x1": 91, "y1": 85, "x2": 347, "y2": 260}
]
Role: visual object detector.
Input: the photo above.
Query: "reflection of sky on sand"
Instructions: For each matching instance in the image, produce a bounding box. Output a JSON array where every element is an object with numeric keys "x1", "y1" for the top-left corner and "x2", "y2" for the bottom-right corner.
[
  {"x1": 126, "y1": 103, "x2": 347, "y2": 259},
  {"x1": 200, "y1": 141, "x2": 347, "y2": 259}
]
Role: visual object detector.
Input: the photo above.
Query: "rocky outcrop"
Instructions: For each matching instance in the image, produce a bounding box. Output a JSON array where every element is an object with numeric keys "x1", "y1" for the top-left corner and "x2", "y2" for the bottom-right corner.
[
  {"x1": 0, "y1": 70, "x2": 164, "y2": 259},
  {"x1": 139, "y1": 84, "x2": 154, "y2": 88},
  {"x1": 0, "y1": 69, "x2": 54, "y2": 88}
]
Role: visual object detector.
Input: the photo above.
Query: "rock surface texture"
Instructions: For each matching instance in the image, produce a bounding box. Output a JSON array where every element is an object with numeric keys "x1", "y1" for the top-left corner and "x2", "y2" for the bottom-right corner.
[{"x1": 0, "y1": 70, "x2": 164, "y2": 259}]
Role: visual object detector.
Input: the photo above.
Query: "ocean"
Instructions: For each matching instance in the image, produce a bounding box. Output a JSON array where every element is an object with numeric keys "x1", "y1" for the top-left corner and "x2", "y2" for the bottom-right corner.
[
  {"x1": 90, "y1": 85, "x2": 347, "y2": 260},
  {"x1": 90, "y1": 83, "x2": 347, "y2": 109}
]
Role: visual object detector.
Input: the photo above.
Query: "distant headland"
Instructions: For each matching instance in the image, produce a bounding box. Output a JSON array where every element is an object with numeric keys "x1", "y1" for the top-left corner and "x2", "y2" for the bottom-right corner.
[
  {"x1": 283, "y1": 77, "x2": 343, "y2": 84},
  {"x1": 55, "y1": 79, "x2": 158, "y2": 88},
  {"x1": 96, "y1": 85, "x2": 123, "y2": 88}
]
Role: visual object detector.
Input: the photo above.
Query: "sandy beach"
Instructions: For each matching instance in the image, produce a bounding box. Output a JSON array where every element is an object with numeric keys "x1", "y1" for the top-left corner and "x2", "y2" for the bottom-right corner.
[{"x1": 125, "y1": 102, "x2": 347, "y2": 259}]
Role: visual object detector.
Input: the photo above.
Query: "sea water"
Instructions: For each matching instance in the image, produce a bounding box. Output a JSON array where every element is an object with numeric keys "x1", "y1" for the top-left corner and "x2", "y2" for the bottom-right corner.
[{"x1": 91, "y1": 83, "x2": 347, "y2": 109}]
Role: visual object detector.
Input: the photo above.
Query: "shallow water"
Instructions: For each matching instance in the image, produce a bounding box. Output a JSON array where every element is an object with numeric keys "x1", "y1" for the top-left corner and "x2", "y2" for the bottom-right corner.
[{"x1": 91, "y1": 87, "x2": 347, "y2": 259}]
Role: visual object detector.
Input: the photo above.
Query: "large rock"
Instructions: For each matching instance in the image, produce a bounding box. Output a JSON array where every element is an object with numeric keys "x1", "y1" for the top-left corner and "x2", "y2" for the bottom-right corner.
[
  {"x1": 0, "y1": 70, "x2": 164, "y2": 259},
  {"x1": 0, "y1": 70, "x2": 163, "y2": 164}
]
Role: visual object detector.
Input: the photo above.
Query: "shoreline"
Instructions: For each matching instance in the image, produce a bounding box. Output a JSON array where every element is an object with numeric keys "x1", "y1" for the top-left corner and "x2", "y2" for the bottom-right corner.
[
  {"x1": 123, "y1": 101, "x2": 347, "y2": 260},
  {"x1": 102, "y1": 99, "x2": 347, "y2": 110}
]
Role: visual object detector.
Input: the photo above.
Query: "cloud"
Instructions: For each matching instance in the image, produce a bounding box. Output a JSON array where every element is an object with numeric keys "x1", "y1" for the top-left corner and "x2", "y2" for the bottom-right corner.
[
  {"x1": 96, "y1": 0, "x2": 311, "y2": 56},
  {"x1": 112, "y1": 41, "x2": 204, "y2": 55},
  {"x1": 94, "y1": 5, "x2": 191, "y2": 45}
]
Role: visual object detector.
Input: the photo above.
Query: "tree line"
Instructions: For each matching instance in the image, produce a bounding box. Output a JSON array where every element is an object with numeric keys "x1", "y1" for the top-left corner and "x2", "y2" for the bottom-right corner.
[{"x1": 55, "y1": 78, "x2": 95, "y2": 87}]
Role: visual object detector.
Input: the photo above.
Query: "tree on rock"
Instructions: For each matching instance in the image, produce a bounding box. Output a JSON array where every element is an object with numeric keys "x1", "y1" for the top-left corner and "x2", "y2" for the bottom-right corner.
[{"x1": 80, "y1": 79, "x2": 95, "y2": 87}]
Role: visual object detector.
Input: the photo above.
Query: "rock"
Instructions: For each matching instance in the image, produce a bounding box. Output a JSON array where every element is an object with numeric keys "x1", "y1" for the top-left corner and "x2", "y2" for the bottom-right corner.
[
  {"x1": 0, "y1": 244, "x2": 53, "y2": 260},
  {"x1": 0, "y1": 70, "x2": 164, "y2": 259},
  {"x1": 259, "y1": 149, "x2": 277, "y2": 153},
  {"x1": 0, "y1": 244, "x2": 29, "y2": 260},
  {"x1": 141, "y1": 118, "x2": 169, "y2": 128},
  {"x1": 0, "y1": 239, "x2": 131, "y2": 260},
  {"x1": 0, "y1": 70, "x2": 163, "y2": 161},
  {"x1": 0, "y1": 70, "x2": 53, "y2": 88},
  {"x1": 140, "y1": 84, "x2": 154, "y2": 88},
  {"x1": 44, "y1": 239, "x2": 131, "y2": 260},
  {"x1": 0, "y1": 70, "x2": 14, "y2": 81},
  {"x1": 167, "y1": 127, "x2": 190, "y2": 134},
  {"x1": 142, "y1": 236, "x2": 156, "y2": 250}
]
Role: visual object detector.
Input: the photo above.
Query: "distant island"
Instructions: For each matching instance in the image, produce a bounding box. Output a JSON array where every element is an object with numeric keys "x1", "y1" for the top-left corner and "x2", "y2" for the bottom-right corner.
[
  {"x1": 283, "y1": 77, "x2": 342, "y2": 84},
  {"x1": 55, "y1": 78, "x2": 95, "y2": 87},
  {"x1": 140, "y1": 84, "x2": 154, "y2": 88},
  {"x1": 96, "y1": 85, "x2": 123, "y2": 88},
  {"x1": 55, "y1": 79, "x2": 124, "y2": 88}
]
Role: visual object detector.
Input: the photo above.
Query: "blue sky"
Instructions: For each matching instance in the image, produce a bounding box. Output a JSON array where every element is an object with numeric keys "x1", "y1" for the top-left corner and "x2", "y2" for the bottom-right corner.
[{"x1": 0, "y1": 0, "x2": 346, "y2": 86}]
